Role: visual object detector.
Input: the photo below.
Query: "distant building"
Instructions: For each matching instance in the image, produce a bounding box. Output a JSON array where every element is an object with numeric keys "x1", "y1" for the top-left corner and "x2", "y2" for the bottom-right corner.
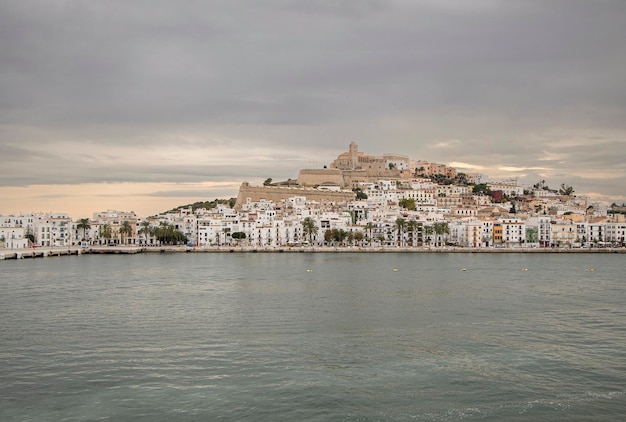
[{"x1": 298, "y1": 142, "x2": 456, "y2": 189}]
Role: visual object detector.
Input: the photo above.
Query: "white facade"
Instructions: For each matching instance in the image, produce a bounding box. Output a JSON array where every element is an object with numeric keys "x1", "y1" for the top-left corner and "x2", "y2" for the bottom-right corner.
[
  {"x1": 0, "y1": 227, "x2": 29, "y2": 248},
  {"x1": 499, "y1": 218, "x2": 526, "y2": 246},
  {"x1": 551, "y1": 221, "x2": 579, "y2": 247},
  {"x1": 489, "y1": 182, "x2": 524, "y2": 197},
  {"x1": 605, "y1": 223, "x2": 626, "y2": 245}
]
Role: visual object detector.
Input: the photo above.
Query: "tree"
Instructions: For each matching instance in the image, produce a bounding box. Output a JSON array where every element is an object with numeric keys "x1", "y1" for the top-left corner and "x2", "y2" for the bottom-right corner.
[
  {"x1": 138, "y1": 220, "x2": 152, "y2": 245},
  {"x1": 322, "y1": 228, "x2": 347, "y2": 246},
  {"x1": 301, "y1": 217, "x2": 318, "y2": 245},
  {"x1": 472, "y1": 183, "x2": 491, "y2": 195},
  {"x1": 399, "y1": 197, "x2": 416, "y2": 211},
  {"x1": 334, "y1": 229, "x2": 348, "y2": 245},
  {"x1": 424, "y1": 225, "x2": 434, "y2": 247},
  {"x1": 77, "y1": 218, "x2": 91, "y2": 241},
  {"x1": 431, "y1": 173, "x2": 455, "y2": 185},
  {"x1": 433, "y1": 222, "x2": 450, "y2": 246},
  {"x1": 365, "y1": 222, "x2": 375, "y2": 244},
  {"x1": 346, "y1": 230, "x2": 355, "y2": 246},
  {"x1": 231, "y1": 232, "x2": 246, "y2": 245},
  {"x1": 454, "y1": 172, "x2": 469, "y2": 185},
  {"x1": 559, "y1": 183, "x2": 575, "y2": 196},
  {"x1": 263, "y1": 178, "x2": 273, "y2": 186},
  {"x1": 99, "y1": 224, "x2": 113, "y2": 245},
  {"x1": 395, "y1": 218, "x2": 406, "y2": 247},
  {"x1": 119, "y1": 220, "x2": 133, "y2": 245},
  {"x1": 154, "y1": 222, "x2": 187, "y2": 245},
  {"x1": 353, "y1": 188, "x2": 368, "y2": 200},
  {"x1": 407, "y1": 219, "x2": 420, "y2": 247},
  {"x1": 354, "y1": 231, "x2": 364, "y2": 246}
]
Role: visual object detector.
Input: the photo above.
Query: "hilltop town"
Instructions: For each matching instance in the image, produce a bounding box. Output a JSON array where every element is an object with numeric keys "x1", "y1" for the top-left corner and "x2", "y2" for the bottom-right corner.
[{"x1": 2, "y1": 143, "x2": 626, "y2": 251}]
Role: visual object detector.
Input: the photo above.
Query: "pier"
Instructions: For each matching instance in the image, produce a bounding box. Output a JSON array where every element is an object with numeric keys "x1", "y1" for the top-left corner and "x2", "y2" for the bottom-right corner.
[{"x1": 0, "y1": 248, "x2": 82, "y2": 260}]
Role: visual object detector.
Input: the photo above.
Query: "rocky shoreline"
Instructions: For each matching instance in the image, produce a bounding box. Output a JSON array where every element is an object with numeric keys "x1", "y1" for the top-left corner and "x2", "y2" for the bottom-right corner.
[{"x1": 2, "y1": 245, "x2": 625, "y2": 259}]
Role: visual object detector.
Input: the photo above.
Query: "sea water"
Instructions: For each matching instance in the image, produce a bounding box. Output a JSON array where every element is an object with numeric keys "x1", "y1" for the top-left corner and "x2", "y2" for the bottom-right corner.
[{"x1": 1, "y1": 253, "x2": 625, "y2": 421}]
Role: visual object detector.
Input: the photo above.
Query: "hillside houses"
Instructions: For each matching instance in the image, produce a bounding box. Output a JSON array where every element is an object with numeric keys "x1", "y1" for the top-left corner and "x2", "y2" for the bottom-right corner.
[
  {"x1": 2, "y1": 144, "x2": 624, "y2": 250},
  {"x1": 3, "y1": 180, "x2": 624, "y2": 250}
]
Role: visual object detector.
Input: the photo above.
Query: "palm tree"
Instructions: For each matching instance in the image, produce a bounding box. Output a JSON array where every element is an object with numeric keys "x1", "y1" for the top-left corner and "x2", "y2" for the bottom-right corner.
[
  {"x1": 433, "y1": 222, "x2": 450, "y2": 246},
  {"x1": 395, "y1": 218, "x2": 406, "y2": 247},
  {"x1": 406, "y1": 219, "x2": 419, "y2": 247},
  {"x1": 424, "y1": 225, "x2": 434, "y2": 248},
  {"x1": 559, "y1": 183, "x2": 575, "y2": 196},
  {"x1": 301, "y1": 217, "x2": 318, "y2": 245},
  {"x1": 335, "y1": 229, "x2": 348, "y2": 246},
  {"x1": 99, "y1": 223, "x2": 113, "y2": 245},
  {"x1": 377, "y1": 235, "x2": 385, "y2": 246},
  {"x1": 365, "y1": 222, "x2": 375, "y2": 245},
  {"x1": 153, "y1": 221, "x2": 187, "y2": 245},
  {"x1": 138, "y1": 220, "x2": 152, "y2": 246},
  {"x1": 119, "y1": 220, "x2": 133, "y2": 245},
  {"x1": 76, "y1": 218, "x2": 91, "y2": 242},
  {"x1": 155, "y1": 221, "x2": 171, "y2": 246}
]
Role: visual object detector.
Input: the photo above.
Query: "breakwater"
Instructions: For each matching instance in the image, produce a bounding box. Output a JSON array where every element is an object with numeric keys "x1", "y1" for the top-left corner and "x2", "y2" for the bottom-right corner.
[{"x1": 0, "y1": 248, "x2": 82, "y2": 260}]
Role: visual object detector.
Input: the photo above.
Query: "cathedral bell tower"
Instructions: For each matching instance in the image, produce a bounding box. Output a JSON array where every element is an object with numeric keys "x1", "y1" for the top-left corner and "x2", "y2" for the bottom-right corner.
[{"x1": 349, "y1": 142, "x2": 358, "y2": 170}]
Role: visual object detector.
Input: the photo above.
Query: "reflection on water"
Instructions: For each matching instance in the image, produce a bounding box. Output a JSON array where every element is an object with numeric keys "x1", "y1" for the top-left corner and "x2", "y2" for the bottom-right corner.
[{"x1": 1, "y1": 253, "x2": 625, "y2": 421}]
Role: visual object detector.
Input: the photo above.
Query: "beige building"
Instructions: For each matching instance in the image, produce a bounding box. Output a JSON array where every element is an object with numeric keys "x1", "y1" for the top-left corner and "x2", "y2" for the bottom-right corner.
[
  {"x1": 299, "y1": 142, "x2": 432, "y2": 188},
  {"x1": 234, "y1": 182, "x2": 355, "y2": 210}
]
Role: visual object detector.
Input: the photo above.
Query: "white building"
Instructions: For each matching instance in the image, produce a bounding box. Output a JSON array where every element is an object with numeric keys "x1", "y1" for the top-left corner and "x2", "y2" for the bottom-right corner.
[
  {"x1": 0, "y1": 226, "x2": 29, "y2": 248},
  {"x1": 496, "y1": 218, "x2": 526, "y2": 246},
  {"x1": 551, "y1": 220, "x2": 579, "y2": 247},
  {"x1": 605, "y1": 222, "x2": 626, "y2": 245},
  {"x1": 538, "y1": 217, "x2": 551, "y2": 247},
  {"x1": 489, "y1": 181, "x2": 524, "y2": 197}
]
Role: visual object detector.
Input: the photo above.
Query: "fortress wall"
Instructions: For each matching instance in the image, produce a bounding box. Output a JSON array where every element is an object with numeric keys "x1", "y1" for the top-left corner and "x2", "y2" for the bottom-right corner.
[
  {"x1": 235, "y1": 183, "x2": 356, "y2": 209},
  {"x1": 297, "y1": 169, "x2": 344, "y2": 187}
]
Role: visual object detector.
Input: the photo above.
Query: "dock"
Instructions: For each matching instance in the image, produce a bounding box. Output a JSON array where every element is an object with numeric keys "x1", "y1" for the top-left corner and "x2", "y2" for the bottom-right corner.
[{"x1": 0, "y1": 248, "x2": 82, "y2": 260}]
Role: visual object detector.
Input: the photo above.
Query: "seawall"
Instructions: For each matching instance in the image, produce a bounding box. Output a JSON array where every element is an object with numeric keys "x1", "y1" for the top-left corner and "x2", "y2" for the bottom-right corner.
[{"x1": 2, "y1": 245, "x2": 625, "y2": 260}]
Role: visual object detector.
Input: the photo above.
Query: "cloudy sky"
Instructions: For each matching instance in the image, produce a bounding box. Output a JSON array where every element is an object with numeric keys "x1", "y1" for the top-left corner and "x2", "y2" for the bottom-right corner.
[{"x1": 1, "y1": 0, "x2": 625, "y2": 217}]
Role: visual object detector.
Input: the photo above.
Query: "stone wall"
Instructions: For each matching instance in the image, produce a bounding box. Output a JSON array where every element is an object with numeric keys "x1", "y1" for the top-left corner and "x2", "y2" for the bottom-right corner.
[
  {"x1": 297, "y1": 168, "x2": 344, "y2": 187},
  {"x1": 234, "y1": 182, "x2": 356, "y2": 209}
]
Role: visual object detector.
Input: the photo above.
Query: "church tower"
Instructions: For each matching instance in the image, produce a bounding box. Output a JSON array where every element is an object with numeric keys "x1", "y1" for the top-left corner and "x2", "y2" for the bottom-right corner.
[{"x1": 349, "y1": 142, "x2": 358, "y2": 170}]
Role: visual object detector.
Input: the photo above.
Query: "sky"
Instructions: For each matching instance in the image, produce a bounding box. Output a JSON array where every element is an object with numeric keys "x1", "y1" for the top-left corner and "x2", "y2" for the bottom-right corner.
[{"x1": 1, "y1": 0, "x2": 625, "y2": 218}]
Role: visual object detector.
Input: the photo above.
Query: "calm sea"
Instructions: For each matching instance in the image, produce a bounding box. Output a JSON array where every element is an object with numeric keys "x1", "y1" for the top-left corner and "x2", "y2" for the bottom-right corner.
[{"x1": 1, "y1": 253, "x2": 625, "y2": 421}]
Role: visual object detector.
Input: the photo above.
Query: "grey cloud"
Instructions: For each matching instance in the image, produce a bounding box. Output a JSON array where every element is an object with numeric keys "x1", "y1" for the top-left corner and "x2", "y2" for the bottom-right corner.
[
  {"x1": 0, "y1": 157, "x2": 295, "y2": 187},
  {"x1": 0, "y1": 0, "x2": 625, "y2": 201},
  {"x1": 546, "y1": 141, "x2": 626, "y2": 169},
  {"x1": 3, "y1": 0, "x2": 623, "y2": 128},
  {"x1": 0, "y1": 143, "x2": 56, "y2": 160}
]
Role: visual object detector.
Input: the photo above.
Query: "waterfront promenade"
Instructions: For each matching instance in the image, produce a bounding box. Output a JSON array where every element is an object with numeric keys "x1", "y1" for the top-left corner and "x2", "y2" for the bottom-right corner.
[{"x1": 2, "y1": 245, "x2": 625, "y2": 259}]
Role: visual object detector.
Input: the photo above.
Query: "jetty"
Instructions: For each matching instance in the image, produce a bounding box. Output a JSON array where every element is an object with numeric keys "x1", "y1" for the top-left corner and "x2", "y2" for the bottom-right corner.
[
  {"x1": 88, "y1": 246, "x2": 143, "y2": 254},
  {"x1": 0, "y1": 247, "x2": 82, "y2": 260}
]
